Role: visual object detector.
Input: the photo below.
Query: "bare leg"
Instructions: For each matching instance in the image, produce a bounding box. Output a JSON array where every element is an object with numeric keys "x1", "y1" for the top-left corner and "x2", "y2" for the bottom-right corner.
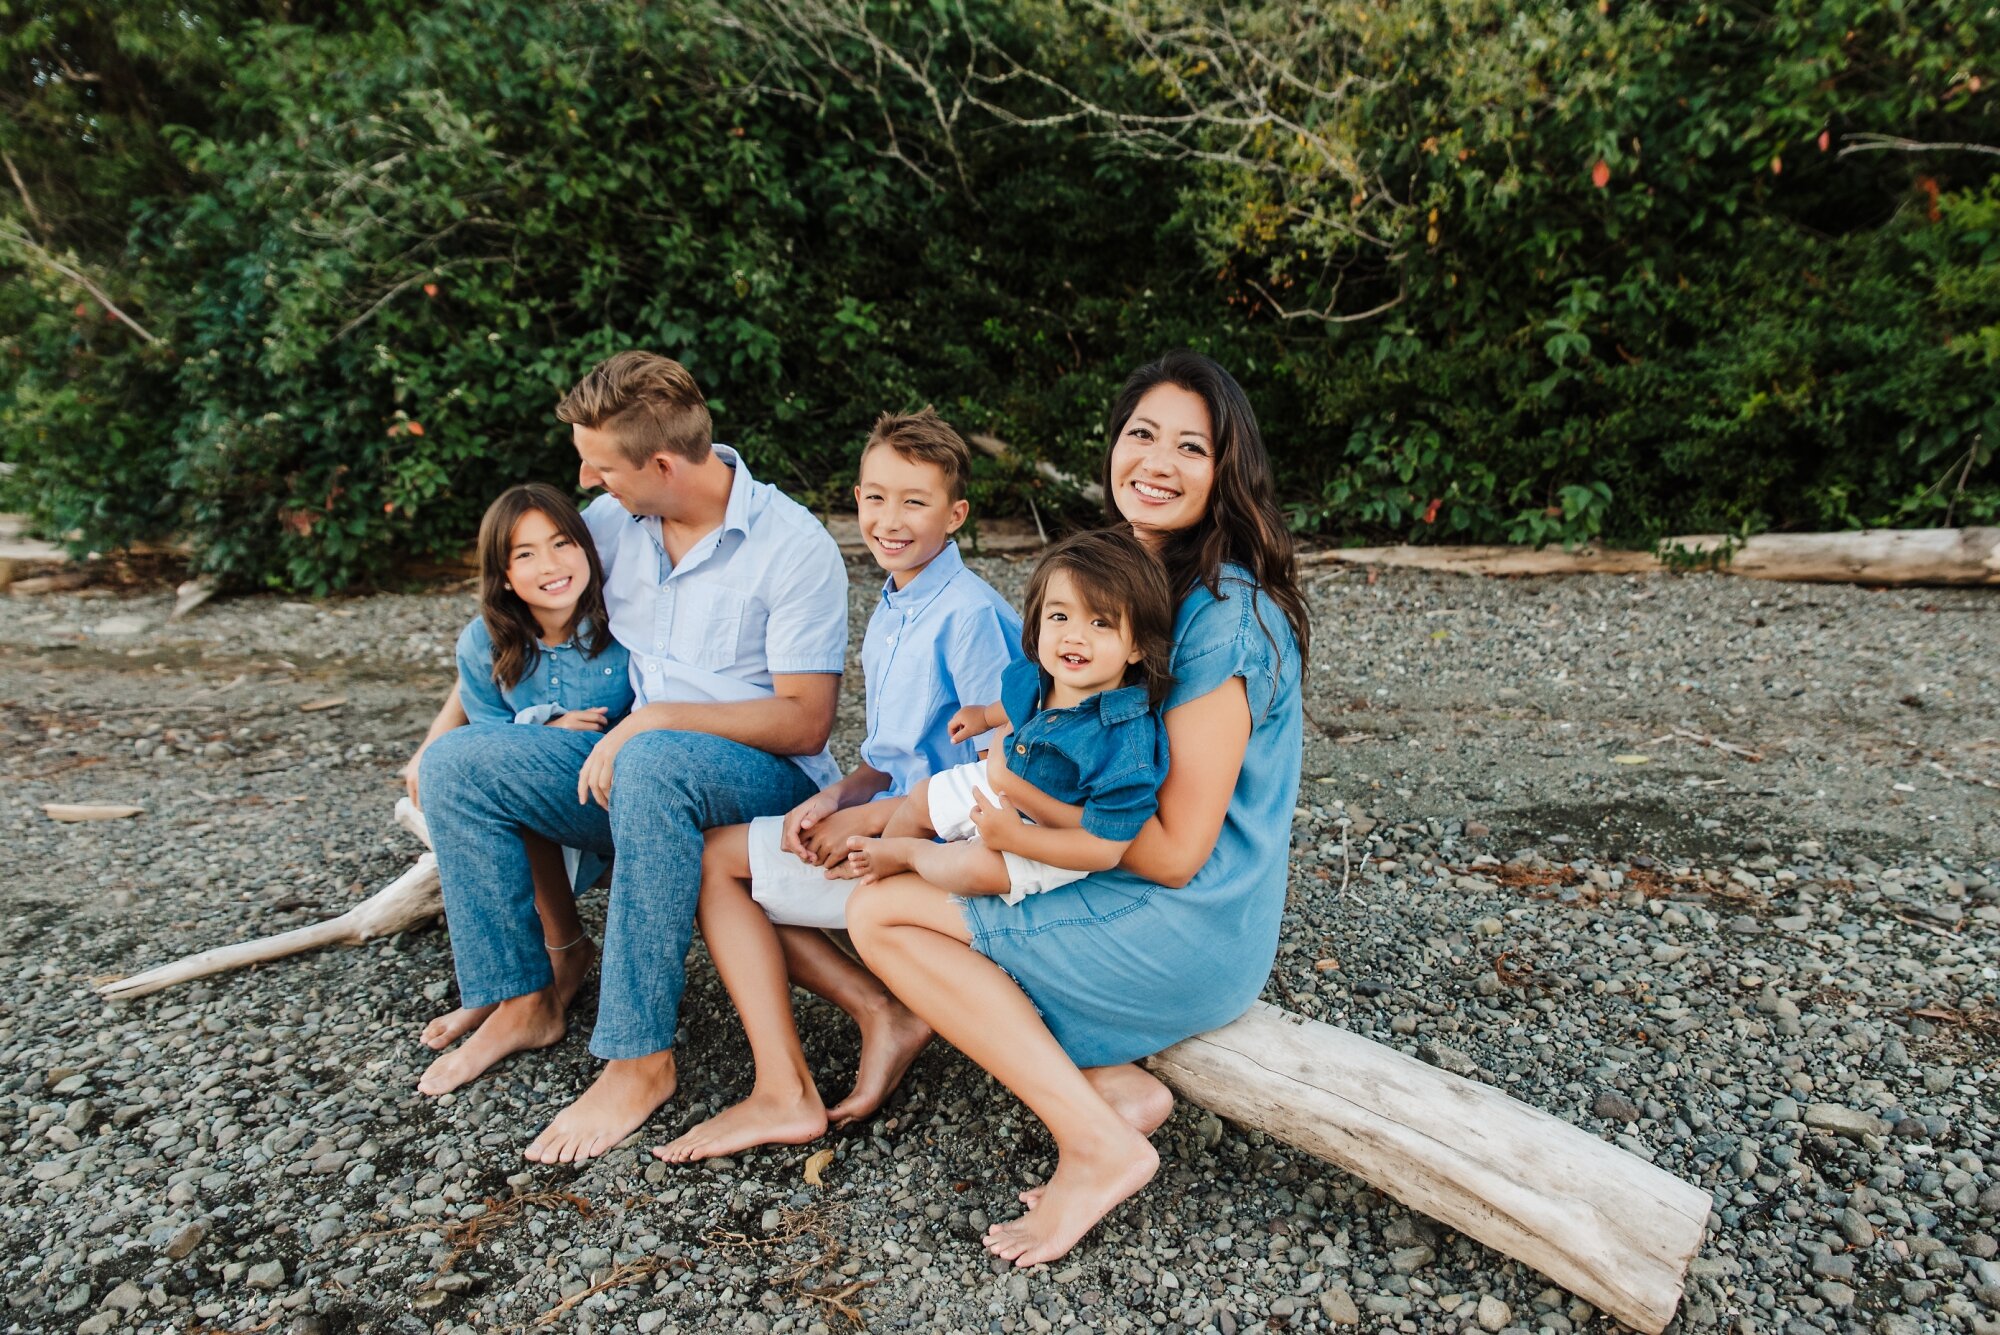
[
  {"x1": 523, "y1": 1051, "x2": 679, "y2": 1163},
  {"x1": 848, "y1": 875, "x2": 1158, "y2": 1267},
  {"x1": 881, "y1": 780, "x2": 936, "y2": 839},
  {"x1": 423, "y1": 833, "x2": 595, "y2": 1050},
  {"x1": 848, "y1": 836, "x2": 1012, "y2": 895},
  {"x1": 1020, "y1": 1063, "x2": 1173, "y2": 1206},
  {"x1": 775, "y1": 926, "x2": 932, "y2": 1125},
  {"x1": 656, "y1": 828, "x2": 827, "y2": 1162}
]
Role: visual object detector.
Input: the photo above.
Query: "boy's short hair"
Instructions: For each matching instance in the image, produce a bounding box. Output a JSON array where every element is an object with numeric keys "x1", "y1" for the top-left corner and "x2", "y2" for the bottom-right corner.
[
  {"x1": 1021, "y1": 528, "x2": 1177, "y2": 707},
  {"x1": 859, "y1": 406, "x2": 972, "y2": 501},
  {"x1": 555, "y1": 351, "x2": 713, "y2": 467}
]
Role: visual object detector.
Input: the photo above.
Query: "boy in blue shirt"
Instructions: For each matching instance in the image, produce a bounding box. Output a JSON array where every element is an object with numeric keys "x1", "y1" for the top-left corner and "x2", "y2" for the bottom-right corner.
[{"x1": 654, "y1": 408, "x2": 1021, "y2": 1163}]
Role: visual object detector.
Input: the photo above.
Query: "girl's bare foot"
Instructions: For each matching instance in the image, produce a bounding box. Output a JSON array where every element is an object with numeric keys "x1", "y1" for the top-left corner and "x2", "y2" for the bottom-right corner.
[
  {"x1": 420, "y1": 939, "x2": 597, "y2": 1051},
  {"x1": 653, "y1": 1085, "x2": 826, "y2": 1163},
  {"x1": 985, "y1": 1125, "x2": 1158, "y2": 1267},
  {"x1": 417, "y1": 989, "x2": 565, "y2": 1095},
  {"x1": 421, "y1": 1003, "x2": 496, "y2": 1051},
  {"x1": 826, "y1": 994, "x2": 932, "y2": 1125},
  {"x1": 844, "y1": 836, "x2": 921, "y2": 883},
  {"x1": 524, "y1": 1051, "x2": 678, "y2": 1163},
  {"x1": 1018, "y1": 1064, "x2": 1172, "y2": 1206}
]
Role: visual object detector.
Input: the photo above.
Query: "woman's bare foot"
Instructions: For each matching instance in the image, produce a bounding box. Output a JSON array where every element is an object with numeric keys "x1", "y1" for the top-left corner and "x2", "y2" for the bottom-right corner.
[
  {"x1": 985, "y1": 1125, "x2": 1158, "y2": 1267},
  {"x1": 826, "y1": 994, "x2": 933, "y2": 1125},
  {"x1": 844, "y1": 836, "x2": 922, "y2": 883},
  {"x1": 524, "y1": 1051, "x2": 678, "y2": 1163},
  {"x1": 421, "y1": 1003, "x2": 495, "y2": 1051},
  {"x1": 417, "y1": 989, "x2": 565, "y2": 1095},
  {"x1": 421, "y1": 939, "x2": 597, "y2": 1050},
  {"x1": 652, "y1": 1085, "x2": 827, "y2": 1164},
  {"x1": 1018, "y1": 1064, "x2": 1172, "y2": 1206}
]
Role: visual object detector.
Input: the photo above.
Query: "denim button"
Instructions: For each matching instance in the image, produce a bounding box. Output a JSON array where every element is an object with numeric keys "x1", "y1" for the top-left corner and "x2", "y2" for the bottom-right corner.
[{"x1": 1015, "y1": 744, "x2": 1026, "y2": 755}]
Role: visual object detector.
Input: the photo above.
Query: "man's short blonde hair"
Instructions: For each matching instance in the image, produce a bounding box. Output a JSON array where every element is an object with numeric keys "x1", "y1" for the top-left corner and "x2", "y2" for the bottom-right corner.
[{"x1": 555, "y1": 351, "x2": 713, "y2": 466}]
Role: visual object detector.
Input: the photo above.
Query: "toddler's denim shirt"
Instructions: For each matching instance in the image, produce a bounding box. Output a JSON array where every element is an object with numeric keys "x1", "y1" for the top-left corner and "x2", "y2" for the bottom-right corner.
[
  {"x1": 996, "y1": 656, "x2": 1168, "y2": 842},
  {"x1": 455, "y1": 616, "x2": 635, "y2": 727}
]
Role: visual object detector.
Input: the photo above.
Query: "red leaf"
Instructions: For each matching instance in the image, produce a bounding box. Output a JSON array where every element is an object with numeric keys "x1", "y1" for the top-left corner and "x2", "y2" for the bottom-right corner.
[
  {"x1": 1818, "y1": 130, "x2": 1831, "y2": 152},
  {"x1": 1590, "y1": 160, "x2": 1610, "y2": 189},
  {"x1": 1422, "y1": 497, "x2": 1442, "y2": 524}
]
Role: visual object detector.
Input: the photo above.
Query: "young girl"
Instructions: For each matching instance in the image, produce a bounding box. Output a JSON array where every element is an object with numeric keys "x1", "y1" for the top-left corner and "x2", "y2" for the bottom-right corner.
[
  {"x1": 847, "y1": 528, "x2": 1174, "y2": 900},
  {"x1": 412, "y1": 482, "x2": 634, "y2": 1075}
]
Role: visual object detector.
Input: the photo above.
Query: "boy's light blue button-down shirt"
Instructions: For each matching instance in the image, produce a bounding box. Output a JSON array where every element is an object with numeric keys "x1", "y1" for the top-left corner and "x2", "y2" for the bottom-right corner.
[
  {"x1": 581, "y1": 444, "x2": 848, "y2": 788},
  {"x1": 859, "y1": 540, "x2": 1023, "y2": 798}
]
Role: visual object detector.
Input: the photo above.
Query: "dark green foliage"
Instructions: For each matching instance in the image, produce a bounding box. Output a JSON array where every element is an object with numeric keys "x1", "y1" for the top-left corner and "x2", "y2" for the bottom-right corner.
[{"x1": 2, "y1": 0, "x2": 1995, "y2": 591}]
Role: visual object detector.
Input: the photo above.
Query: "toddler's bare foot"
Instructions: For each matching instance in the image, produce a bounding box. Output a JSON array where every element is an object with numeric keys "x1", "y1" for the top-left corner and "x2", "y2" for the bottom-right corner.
[
  {"x1": 826, "y1": 994, "x2": 932, "y2": 1125},
  {"x1": 653, "y1": 1086, "x2": 826, "y2": 1164},
  {"x1": 417, "y1": 989, "x2": 565, "y2": 1095},
  {"x1": 421, "y1": 1003, "x2": 495, "y2": 1051},
  {"x1": 844, "y1": 835, "x2": 922, "y2": 884},
  {"x1": 985, "y1": 1126, "x2": 1158, "y2": 1267},
  {"x1": 524, "y1": 1051, "x2": 678, "y2": 1163}
]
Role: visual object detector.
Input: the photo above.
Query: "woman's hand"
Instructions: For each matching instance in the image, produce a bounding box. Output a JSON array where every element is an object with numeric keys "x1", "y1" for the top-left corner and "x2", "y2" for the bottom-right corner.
[
  {"x1": 577, "y1": 716, "x2": 645, "y2": 809},
  {"x1": 967, "y1": 786, "x2": 1026, "y2": 853},
  {"x1": 545, "y1": 707, "x2": 609, "y2": 733},
  {"x1": 401, "y1": 742, "x2": 428, "y2": 811}
]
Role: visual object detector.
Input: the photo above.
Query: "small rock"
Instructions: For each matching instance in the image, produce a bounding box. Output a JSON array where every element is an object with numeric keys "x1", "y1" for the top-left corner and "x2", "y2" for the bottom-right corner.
[
  {"x1": 1816, "y1": 1281, "x2": 1857, "y2": 1309},
  {"x1": 165, "y1": 1219, "x2": 208, "y2": 1260},
  {"x1": 76, "y1": 1314, "x2": 117, "y2": 1335},
  {"x1": 1417, "y1": 1041, "x2": 1478, "y2": 1078},
  {"x1": 92, "y1": 615, "x2": 151, "y2": 636},
  {"x1": 1836, "y1": 1207, "x2": 1876, "y2": 1248},
  {"x1": 1804, "y1": 1104, "x2": 1891, "y2": 1141},
  {"x1": 1389, "y1": 1245, "x2": 1434, "y2": 1273},
  {"x1": 1592, "y1": 1091, "x2": 1641, "y2": 1123},
  {"x1": 246, "y1": 1261, "x2": 286, "y2": 1291},
  {"x1": 101, "y1": 1281, "x2": 144, "y2": 1312},
  {"x1": 1319, "y1": 1287, "x2": 1360, "y2": 1325},
  {"x1": 1477, "y1": 1294, "x2": 1511, "y2": 1332},
  {"x1": 432, "y1": 1273, "x2": 474, "y2": 1294}
]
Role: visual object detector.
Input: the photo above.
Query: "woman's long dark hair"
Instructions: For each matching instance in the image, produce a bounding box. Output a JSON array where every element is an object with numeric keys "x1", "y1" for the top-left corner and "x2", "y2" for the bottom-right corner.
[
  {"x1": 476, "y1": 482, "x2": 614, "y2": 690},
  {"x1": 1100, "y1": 351, "x2": 1311, "y2": 667}
]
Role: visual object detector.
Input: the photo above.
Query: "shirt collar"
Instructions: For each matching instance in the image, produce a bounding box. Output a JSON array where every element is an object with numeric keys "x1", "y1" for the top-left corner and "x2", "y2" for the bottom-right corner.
[
  {"x1": 879, "y1": 540, "x2": 965, "y2": 614},
  {"x1": 627, "y1": 443, "x2": 752, "y2": 562},
  {"x1": 1037, "y1": 669, "x2": 1151, "y2": 725}
]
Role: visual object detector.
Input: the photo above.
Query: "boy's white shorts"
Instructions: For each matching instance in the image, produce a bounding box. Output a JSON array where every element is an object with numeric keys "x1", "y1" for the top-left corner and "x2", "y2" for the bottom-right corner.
[
  {"x1": 746, "y1": 815, "x2": 859, "y2": 929},
  {"x1": 926, "y1": 760, "x2": 1089, "y2": 905}
]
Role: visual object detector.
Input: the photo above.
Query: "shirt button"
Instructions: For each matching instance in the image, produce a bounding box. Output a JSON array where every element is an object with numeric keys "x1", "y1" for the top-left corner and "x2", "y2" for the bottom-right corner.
[
  {"x1": 1015, "y1": 744, "x2": 1027, "y2": 755},
  {"x1": 551, "y1": 677, "x2": 559, "y2": 685}
]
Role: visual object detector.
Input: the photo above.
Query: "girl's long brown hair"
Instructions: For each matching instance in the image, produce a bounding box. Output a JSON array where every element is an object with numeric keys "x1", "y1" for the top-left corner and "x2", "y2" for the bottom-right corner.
[
  {"x1": 476, "y1": 483, "x2": 613, "y2": 691},
  {"x1": 1099, "y1": 351, "x2": 1311, "y2": 668}
]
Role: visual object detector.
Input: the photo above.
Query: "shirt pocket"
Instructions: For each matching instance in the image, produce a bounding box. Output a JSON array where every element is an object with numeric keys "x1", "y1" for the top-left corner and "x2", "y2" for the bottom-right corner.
[{"x1": 672, "y1": 583, "x2": 751, "y2": 673}]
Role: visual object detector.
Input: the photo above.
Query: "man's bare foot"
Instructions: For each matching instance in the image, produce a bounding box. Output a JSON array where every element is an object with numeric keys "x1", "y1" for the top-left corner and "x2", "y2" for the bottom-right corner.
[
  {"x1": 826, "y1": 994, "x2": 932, "y2": 1125},
  {"x1": 985, "y1": 1126, "x2": 1158, "y2": 1267},
  {"x1": 524, "y1": 1051, "x2": 678, "y2": 1163},
  {"x1": 421, "y1": 1003, "x2": 496, "y2": 1051},
  {"x1": 417, "y1": 989, "x2": 565, "y2": 1095},
  {"x1": 421, "y1": 939, "x2": 597, "y2": 1050},
  {"x1": 843, "y1": 836, "x2": 921, "y2": 883},
  {"x1": 652, "y1": 1086, "x2": 826, "y2": 1164},
  {"x1": 1018, "y1": 1065, "x2": 1172, "y2": 1206}
]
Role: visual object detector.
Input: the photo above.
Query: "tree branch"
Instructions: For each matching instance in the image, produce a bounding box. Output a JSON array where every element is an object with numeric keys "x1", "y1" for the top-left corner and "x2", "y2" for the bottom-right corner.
[
  {"x1": 1838, "y1": 133, "x2": 2000, "y2": 159},
  {"x1": 0, "y1": 221, "x2": 159, "y2": 343},
  {"x1": 3, "y1": 151, "x2": 50, "y2": 238}
]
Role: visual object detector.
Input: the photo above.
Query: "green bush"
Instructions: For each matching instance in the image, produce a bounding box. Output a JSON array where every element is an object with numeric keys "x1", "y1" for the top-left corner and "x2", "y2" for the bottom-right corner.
[{"x1": 2, "y1": 0, "x2": 1994, "y2": 591}]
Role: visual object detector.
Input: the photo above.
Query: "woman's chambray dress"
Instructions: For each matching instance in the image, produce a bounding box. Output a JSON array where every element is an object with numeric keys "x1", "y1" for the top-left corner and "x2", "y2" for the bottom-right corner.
[{"x1": 958, "y1": 564, "x2": 1303, "y2": 1066}]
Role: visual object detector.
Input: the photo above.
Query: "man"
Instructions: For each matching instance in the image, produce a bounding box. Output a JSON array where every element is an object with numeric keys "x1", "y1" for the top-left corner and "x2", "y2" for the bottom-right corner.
[{"x1": 414, "y1": 351, "x2": 848, "y2": 1162}]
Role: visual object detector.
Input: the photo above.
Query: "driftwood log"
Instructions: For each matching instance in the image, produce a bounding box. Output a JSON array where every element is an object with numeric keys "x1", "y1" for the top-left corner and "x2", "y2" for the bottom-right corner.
[
  {"x1": 1147, "y1": 1005, "x2": 1709, "y2": 1333},
  {"x1": 98, "y1": 801, "x2": 1709, "y2": 1328},
  {"x1": 1304, "y1": 526, "x2": 2000, "y2": 586}
]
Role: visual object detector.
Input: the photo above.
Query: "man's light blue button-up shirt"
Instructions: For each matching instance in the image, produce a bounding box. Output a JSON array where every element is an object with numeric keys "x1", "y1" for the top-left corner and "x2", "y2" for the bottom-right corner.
[
  {"x1": 859, "y1": 540, "x2": 1023, "y2": 798},
  {"x1": 581, "y1": 444, "x2": 848, "y2": 788}
]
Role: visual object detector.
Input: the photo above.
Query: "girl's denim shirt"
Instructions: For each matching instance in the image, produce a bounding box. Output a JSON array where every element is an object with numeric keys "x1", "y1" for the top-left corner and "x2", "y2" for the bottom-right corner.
[
  {"x1": 455, "y1": 616, "x2": 634, "y2": 727},
  {"x1": 995, "y1": 656, "x2": 1168, "y2": 841}
]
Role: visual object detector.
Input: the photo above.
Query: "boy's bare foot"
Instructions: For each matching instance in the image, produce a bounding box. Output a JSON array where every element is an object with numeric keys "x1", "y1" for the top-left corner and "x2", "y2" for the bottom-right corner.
[
  {"x1": 1018, "y1": 1065, "x2": 1172, "y2": 1206},
  {"x1": 843, "y1": 835, "x2": 921, "y2": 883},
  {"x1": 652, "y1": 1086, "x2": 827, "y2": 1164},
  {"x1": 421, "y1": 938, "x2": 597, "y2": 1050},
  {"x1": 417, "y1": 989, "x2": 566, "y2": 1095},
  {"x1": 985, "y1": 1125, "x2": 1158, "y2": 1267},
  {"x1": 524, "y1": 1051, "x2": 678, "y2": 1163},
  {"x1": 826, "y1": 994, "x2": 932, "y2": 1125}
]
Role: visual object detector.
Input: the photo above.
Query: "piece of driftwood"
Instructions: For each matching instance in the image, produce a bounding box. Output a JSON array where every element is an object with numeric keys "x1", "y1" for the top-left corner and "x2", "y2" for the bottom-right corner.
[
  {"x1": 1304, "y1": 527, "x2": 2000, "y2": 587},
  {"x1": 1146, "y1": 1002, "x2": 1710, "y2": 1334},
  {"x1": 96, "y1": 799, "x2": 441, "y2": 1001},
  {"x1": 44, "y1": 802, "x2": 145, "y2": 822}
]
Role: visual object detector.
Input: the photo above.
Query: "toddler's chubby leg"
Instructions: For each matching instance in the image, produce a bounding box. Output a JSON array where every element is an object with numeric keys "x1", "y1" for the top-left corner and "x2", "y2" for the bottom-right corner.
[
  {"x1": 847, "y1": 835, "x2": 1012, "y2": 896},
  {"x1": 879, "y1": 780, "x2": 937, "y2": 840}
]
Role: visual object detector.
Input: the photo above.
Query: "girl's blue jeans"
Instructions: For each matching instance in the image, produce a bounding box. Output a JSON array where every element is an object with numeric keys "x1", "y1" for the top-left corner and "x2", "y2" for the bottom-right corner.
[{"x1": 417, "y1": 722, "x2": 818, "y2": 1059}]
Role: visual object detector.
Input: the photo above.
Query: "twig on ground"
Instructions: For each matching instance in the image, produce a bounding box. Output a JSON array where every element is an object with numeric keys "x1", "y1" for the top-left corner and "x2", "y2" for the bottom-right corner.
[
  {"x1": 533, "y1": 1256, "x2": 686, "y2": 1326},
  {"x1": 1652, "y1": 727, "x2": 1764, "y2": 763}
]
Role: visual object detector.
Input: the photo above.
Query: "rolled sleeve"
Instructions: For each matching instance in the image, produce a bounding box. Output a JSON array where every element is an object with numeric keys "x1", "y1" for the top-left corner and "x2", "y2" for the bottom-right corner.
[
  {"x1": 1165, "y1": 578, "x2": 1279, "y2": 719},
  {"x1": 762, "y1": 526, "x2": 850, "y2": 674},
  {"x1": 454, "y1": 620, "x2": 514, "y2": 726}
]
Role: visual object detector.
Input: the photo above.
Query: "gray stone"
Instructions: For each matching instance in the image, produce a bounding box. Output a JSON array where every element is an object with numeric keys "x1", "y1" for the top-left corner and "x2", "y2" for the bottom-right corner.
[
  {"x1": 1319, "y1": 1288, "x2": 1360, "y2": 1325},
  {"x1": 1592, "y1": 1091, "x2": 1641, "y2": 1123},
  {"x1": 1477, "y1": 1294, "x2": 1512, "y2": 1332},
  {"x1": 101, "y1": 1281, "x2": 143, "y2": 1312},
  {"x1": 165, "y1": 1220, "x2": 208, "y2": 1260},
  {"x1": 246, "y1": 1261, "x2": 286, "y2": 1290},
  {"x1": 1836, "y1": 1207, "x2": 1875, "y2": 1248},
  {"x1": 1389, "y1": 1245, "x2": 1434, "y2": 1273},
  {"x1": 1804, "y1": 1104, "x2": 1891, "y2": 1141},
  {"x1": 76, "y1": 1313, "x2": 118, "y2": 1335}
]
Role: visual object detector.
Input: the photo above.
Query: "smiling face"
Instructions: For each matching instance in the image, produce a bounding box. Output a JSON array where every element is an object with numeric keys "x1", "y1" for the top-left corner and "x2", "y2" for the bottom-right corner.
[
  {"x1": 854, "y1": 445, "x2": 969, "y2": 588},
  {"x1": 574, "y1": 422, "x2": 677, "y2": 518},
  {"x1": 1034, "y1": 568, "x2": 1143, "y2": 707},
  {"x1": 1108, "y1": 381, "x2": 1216, "y2": 548},
  {"x1": 503, "y1": 507, "x2": 592, "y2": 641}
]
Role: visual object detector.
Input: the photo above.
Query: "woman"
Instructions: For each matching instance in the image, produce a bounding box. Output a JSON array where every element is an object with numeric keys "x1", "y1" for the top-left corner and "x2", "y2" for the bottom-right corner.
[{"x1": 847, "y1": 351, "x2": 1310, "y2": 1266}]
